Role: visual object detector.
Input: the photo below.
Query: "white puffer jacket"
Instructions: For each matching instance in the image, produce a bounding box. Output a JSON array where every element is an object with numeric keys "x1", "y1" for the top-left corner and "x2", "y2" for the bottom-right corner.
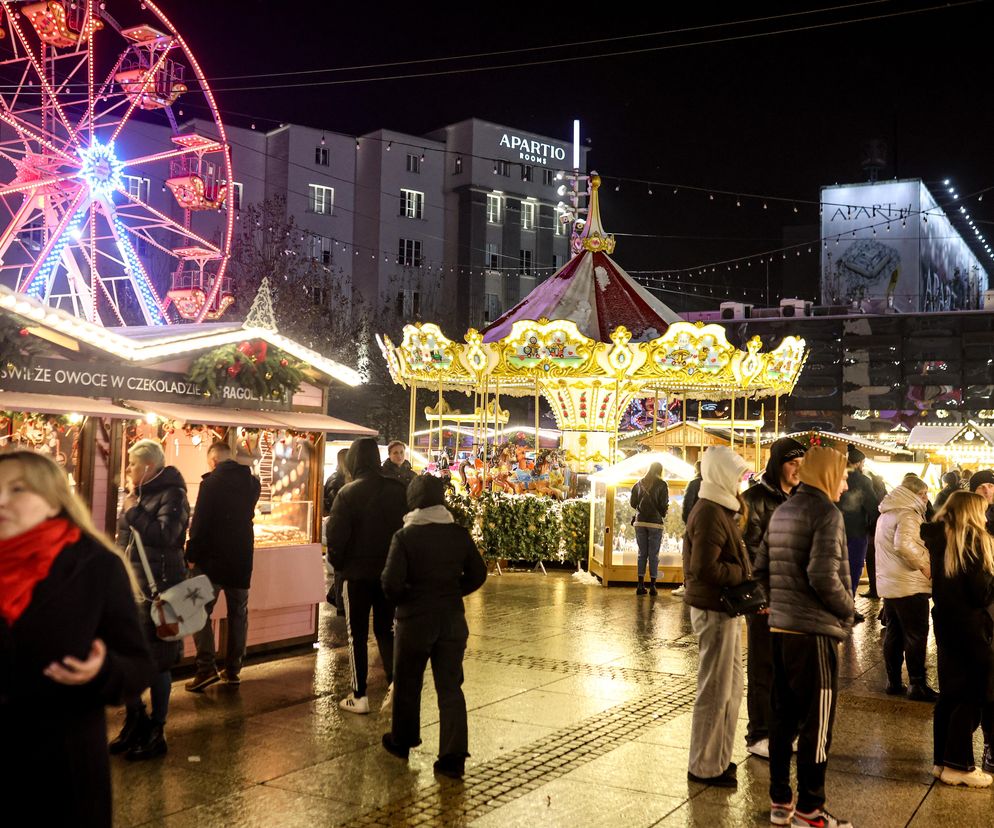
[{"x1": 874, "y1": 485, "x2": 931, "y2": 598}]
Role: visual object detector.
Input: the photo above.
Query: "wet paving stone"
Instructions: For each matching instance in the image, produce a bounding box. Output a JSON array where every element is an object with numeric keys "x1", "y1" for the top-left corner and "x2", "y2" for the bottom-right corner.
[{"x1": 112, "y1": 574, "x2": 981, "y2": 826}]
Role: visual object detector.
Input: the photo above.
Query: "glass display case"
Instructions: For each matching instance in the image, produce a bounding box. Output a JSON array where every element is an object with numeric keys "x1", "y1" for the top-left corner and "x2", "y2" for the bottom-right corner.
[
  {"x1": 588, "y1": 452, "x2": 693, "y2": 586},
  {"x1": 254, "y1": 500, "x2": 313, "y2": 548}
]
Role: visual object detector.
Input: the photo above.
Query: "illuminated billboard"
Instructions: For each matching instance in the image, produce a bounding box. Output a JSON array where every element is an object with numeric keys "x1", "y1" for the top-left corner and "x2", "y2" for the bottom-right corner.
[{"x1": 820, "y1": 179, "x2": 987, "y2": 313}]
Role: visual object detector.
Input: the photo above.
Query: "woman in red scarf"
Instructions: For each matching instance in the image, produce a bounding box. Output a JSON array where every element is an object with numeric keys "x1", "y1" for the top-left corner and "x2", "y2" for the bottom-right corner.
[{"x1": 0, "y1": 450, "x2": 153, "y2": 827}]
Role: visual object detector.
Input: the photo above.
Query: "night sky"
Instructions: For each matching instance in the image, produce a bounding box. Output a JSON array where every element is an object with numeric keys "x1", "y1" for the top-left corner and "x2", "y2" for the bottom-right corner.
[{"x1": 160, "y1": 0, "x2": 992, "y2": 311}]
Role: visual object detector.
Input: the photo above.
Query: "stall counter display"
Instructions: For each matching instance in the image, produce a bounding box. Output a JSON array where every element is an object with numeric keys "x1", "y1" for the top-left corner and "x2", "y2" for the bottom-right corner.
[
  {"x1": 588, "y1": 451, "x2": 694, "y2": 586},
  {"x1": 254, "y1": 500, "x2": 313, "y2": 548}
]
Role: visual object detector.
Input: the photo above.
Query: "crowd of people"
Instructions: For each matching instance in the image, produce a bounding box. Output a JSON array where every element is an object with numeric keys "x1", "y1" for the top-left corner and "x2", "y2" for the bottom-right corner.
[
  {"x1": 682, "y1": 441, "x2": 994, "y2": 828},
  {"x1": 0, "y1": 435, "x2": 486, "y2": 825}
]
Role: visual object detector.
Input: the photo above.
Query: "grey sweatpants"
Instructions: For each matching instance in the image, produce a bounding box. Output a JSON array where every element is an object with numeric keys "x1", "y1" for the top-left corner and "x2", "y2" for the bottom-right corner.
[{"x1": 689, "y1": 607, "x2": 744, "y2": 778}]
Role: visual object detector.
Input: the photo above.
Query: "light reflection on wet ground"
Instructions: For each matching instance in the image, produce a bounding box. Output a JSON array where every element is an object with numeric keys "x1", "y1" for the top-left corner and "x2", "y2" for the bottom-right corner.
[{"x1": 110, "y1": 573, "x2": 980, "y2": 826}]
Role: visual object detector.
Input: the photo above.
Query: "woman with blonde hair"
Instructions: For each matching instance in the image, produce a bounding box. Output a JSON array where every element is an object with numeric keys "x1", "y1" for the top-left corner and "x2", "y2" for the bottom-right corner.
[
  {"x1": 922, "y1": 490, "x2": 994, "y2": 788},
  {"x1": 0, "y1": 449, "x2": 153, "y2": 826}
]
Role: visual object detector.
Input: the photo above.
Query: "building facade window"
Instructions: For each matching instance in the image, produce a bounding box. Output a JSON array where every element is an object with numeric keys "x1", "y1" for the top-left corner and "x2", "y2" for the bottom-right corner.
[
  {"x1": 521, "y1": 165, "x2": 533, "y2": 182},
  {"x1": 397, "y1": 289, "x2": 421, "y2": 317},
  {"x1": 521, "y1": 200, "x2": 536, "y2": 231},
  {"x1": 400, "y1": 189, "x2": 424, "y2": 219},
  {"x1": 486, "y1": 242, "x2": 500, "y2": 270},
  {"x1": 398, "y1": 238, "x2": 423, "y2": 267},
  {"x1": 311, "y1": 285, "x2": 327, "y2": 306},
  {"x1": 406, "y1": 153, "x2": 421, "y2": 173},
  {"x1": 453, "y1": 156, "x2": 463, "y2": 174},
  {"x1": 229, "y1": 181, "x2": 243, "y2": 211},
  {"x1": 495, "y1": 159, "x2": 510, "y2": 177},
  {"x1": 309, "y1": 184, "x2": 334, "y2": 215},
  {"x1": 484, "y1": 293, "x2": 502, "y2": 323},
  {"x1": 121, "y1": 174, "x2": 150, "y2": 203},
  {"x1": 487, "y1": 192, "x2": 503, "y2": 224},
  {"x1": 315, "y1": 146, "x2": 329, "y2": 166},
  {"x1": 542, "y1": 169, "x2": 556, "y2": 186},
  {"x1": 520, "y1": 249, "x2": 533, "y2": 275},
  {"x1": 310, "y1": 235, "x2": 332, "y2": 265}
]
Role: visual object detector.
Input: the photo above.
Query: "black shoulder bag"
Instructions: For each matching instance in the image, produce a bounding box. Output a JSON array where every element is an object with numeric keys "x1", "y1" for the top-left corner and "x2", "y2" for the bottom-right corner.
[{"x1": 717, "y1": 511, "x2": 767, "y2": 617}]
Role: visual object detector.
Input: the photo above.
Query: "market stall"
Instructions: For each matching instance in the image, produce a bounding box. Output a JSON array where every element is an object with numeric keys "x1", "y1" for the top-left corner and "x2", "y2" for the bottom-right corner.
[{"x1": 1, "y1": 282, "x2": 374, "y2": 656}]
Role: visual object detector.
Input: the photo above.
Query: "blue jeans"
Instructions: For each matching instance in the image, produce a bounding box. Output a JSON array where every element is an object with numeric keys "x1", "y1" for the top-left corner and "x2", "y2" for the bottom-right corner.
[
  {"x1": 635, "y1": 527, "x2": 663, "y2": 579},
  {"x1": 847, "y1": 537, "x2": 868, "y2": 596}
]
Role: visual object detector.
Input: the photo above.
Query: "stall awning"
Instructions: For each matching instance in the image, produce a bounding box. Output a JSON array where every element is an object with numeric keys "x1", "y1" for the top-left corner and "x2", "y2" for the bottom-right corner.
[
  {"x1": 0, "y1": 392, "x2": 136, "y2": 419},
  {"x1": 123, "y1": 401, "x2": 375, "y2": 435}
]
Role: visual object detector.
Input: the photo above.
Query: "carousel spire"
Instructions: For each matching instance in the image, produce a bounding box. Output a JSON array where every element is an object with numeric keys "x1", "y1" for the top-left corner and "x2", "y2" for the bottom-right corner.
[{"x1": 571, "y1": 172, "x2": 616, "y2": 256}]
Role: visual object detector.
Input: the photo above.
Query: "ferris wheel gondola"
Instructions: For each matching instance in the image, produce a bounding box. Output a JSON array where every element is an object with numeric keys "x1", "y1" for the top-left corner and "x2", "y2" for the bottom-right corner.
[{"x1": 0, "y1": 0, "x2": 234, "y2": 325}]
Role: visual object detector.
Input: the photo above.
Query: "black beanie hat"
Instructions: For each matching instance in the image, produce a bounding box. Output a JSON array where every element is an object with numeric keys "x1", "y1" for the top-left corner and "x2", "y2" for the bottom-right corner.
[
  {"x1": 847, "y1": 444, "x2": 866, "y2": 465},
  {"x1": 764, "y1": 437, "x2": 806, "y2": 485},
  {"x1": 970, "y1": 469, "x2": 994, "y2": 492},
  {"x1": 407, "y1": 473, "x2": 447, "y2": 510}
]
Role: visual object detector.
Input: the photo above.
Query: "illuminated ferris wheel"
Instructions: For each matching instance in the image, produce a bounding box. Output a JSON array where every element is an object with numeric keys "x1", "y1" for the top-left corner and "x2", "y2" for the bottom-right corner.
[{"x1": 0, "y1": 0, "x2": 234, "y2": 326}]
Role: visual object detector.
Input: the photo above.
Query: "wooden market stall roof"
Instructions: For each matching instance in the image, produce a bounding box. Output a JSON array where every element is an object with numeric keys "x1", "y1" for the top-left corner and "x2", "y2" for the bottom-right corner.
[
  {"x1": 762, "y1": 430, "x2": 909, "y2": 457},
  {"x1": 907, "y1": 422, "x2": 994, "y2": 450},
  {"x1": 0, "y1": 391, "x2": 137, "y2": 419},
  {"x1": 634, "y1": 421, "x2": 734, "y2": 450},
  {"x1": 122, "y1": 401, "x2": 376, "y2": 435}
]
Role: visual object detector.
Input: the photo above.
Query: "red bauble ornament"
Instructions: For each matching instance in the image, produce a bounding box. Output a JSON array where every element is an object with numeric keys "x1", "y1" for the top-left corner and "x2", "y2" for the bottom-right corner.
[
  {"x1": 18, "y1": 328, "x2": 29, "y2": 337},
  {"x1": 254, "y1": 341, "x2": 268, "y2": 363},
  {"x1": 237, "y1": 340, "x2": 253, "y2": 357},
  {"x1": 279, "y1": 358, "x2": 288, "y2": 367},
  {"x1": 227, "y1": 364, "x2": 242, "y2": 378}
]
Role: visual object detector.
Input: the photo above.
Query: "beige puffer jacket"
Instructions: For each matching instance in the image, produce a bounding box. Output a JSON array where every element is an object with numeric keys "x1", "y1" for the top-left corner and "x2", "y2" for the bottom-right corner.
[{"x1": 874, "y1": 485, "x2": 931, "y2": 598}]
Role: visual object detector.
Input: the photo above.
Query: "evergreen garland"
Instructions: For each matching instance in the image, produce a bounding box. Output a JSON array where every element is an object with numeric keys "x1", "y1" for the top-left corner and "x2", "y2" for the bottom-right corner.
[
  {"x1": 0, "y1": 316, "x2": 42, "y2": 372},
  {"x1": 188, "y1": 339, "x2": 306, "y2": 402}
]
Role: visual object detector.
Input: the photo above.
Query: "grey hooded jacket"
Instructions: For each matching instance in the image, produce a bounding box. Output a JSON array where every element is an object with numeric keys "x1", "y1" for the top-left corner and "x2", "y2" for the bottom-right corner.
[{"x1": 755, "y1": 483, "x2": 855, "y2": 641}]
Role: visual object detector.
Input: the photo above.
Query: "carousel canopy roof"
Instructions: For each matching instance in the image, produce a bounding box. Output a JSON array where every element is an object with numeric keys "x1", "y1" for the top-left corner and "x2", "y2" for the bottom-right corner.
[
  {"x1": 482, "y1": 175, "x2": 680, "y2": 343},
  {"x1": 482, "y1": 250, "x2": 681, "y2": 343}
]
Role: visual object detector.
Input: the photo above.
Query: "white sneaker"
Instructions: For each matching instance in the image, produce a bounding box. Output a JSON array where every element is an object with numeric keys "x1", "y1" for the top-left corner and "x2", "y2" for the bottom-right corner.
[
  {"x1": 672, "y1": 585, "x2": 686, "y2": 596},
  {"x1": 771, "y1": 801, "x2": 795, "y2": 826},
  {"x1": 339, "y1": 693, "x2": 370, "y2": 714},
  {"x1": 939, "y1": 767, "x2": 993, "y2": 788},
  {"x1": 791, "y1": 808, "x2": 852, "y2": 827},
  {"x1": 932, "y1": 764, "x2": 944, "y2": 779},
  {"x1": 748, "y1": 738, "x2": 770, "y2": 759},
  {"x1": 381, "y1": 683, "x2": 394, "y2": 713}
]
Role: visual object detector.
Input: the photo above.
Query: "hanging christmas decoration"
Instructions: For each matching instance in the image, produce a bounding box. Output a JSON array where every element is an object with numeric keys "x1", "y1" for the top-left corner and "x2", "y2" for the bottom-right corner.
[
  {"x1": 0, "y1": 316, "x2": 43, "y2": 372},
  {"x1": 188, "y1": 340, "x2": 306, "y2": 401}
]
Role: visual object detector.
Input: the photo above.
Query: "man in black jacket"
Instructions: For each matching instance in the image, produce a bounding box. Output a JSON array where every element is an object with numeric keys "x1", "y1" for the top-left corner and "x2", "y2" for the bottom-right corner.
[
  {"x1": 185, "y1": 442, "x2": 261, "y2": 691},
  {"x1": 382, "y1": 440, "x2": 416, "y2": 486},
  {"x1": 837, "y1": 445, "x2": 880, "y2": 623},
  {"x1": 381, "y1": 475, "x2": 487, "y2": 778},
  {"x1": 327, "y1": 437, "x2": 409, "y2": 714},
  {"x1": 740, "y1": 436, "x2": 805, "y2": 760}
]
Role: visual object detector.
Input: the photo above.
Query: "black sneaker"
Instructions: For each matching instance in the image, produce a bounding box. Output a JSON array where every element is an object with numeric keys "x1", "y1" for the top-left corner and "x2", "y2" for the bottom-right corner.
[
  {"x1": 908, "y1": 683, "x2": 939, "y2": 703},
  {"x1": 184, "y1": 670, "x2": 221, "y2": 693},
  {"x1": 982, "y1": 745, "x2": 994, "y2": 774},
  {"x1": 852, "y1": 611, "x2": 865, "y2": 625},
  {"x1": 688, "y1": 766, "x2": 737, "y2": 787},
  {"x1": 635, "y1": 585, "x2": 647, "y2": 595},
  {"x1": 648, "y1": 582, "x2": 658, "y2": 596},
  {"x1": 860, "y1": 591, "x2": 879, "y2": 599},
  {"x1": 221, "y1": 670, "x2": 241, "y2": 685},
  {"x1": 381, "y1": 733, "x2": 409, "y2": 760},
  {"x1": 434, "y1": 754, "x2": 465, "y2": 779},
  {"x1": 885, "y1": 682, "x2": 907, "y2": 696}
]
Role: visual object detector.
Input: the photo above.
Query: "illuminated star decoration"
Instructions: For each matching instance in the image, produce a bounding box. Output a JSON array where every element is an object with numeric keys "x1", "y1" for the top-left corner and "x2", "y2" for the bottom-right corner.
[{"x1": 78, "y1": 139, "x2": 124, "y2": 199}]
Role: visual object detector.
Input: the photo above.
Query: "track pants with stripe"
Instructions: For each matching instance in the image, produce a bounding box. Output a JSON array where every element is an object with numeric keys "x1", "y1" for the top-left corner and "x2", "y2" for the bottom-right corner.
[
  {"x1": 343, "y1": 579, "x2": 394, "y2": 698},
  {"x1": 769, "y1": 632, "x2": 839, "y2": 813}
]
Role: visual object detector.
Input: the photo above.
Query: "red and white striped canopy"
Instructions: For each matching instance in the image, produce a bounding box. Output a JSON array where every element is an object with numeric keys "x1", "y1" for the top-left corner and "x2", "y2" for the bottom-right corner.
[{"x1": 482, "y1": 249, "x2": 681, "y2": 343}]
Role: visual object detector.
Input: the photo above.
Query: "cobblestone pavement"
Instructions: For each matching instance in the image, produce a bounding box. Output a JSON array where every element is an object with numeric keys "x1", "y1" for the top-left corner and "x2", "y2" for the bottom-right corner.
[{"x1": 111, "y1": 572, "x2": 982, "y2": 827}]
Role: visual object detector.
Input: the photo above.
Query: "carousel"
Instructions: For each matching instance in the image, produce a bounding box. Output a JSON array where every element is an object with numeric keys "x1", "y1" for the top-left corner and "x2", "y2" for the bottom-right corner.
[
  {"x1": 379, "y1": 176, "x2": 807, "y2": 472},
  {"x1": 378, "y1": 174, "x2": 809, "y2": 581}
]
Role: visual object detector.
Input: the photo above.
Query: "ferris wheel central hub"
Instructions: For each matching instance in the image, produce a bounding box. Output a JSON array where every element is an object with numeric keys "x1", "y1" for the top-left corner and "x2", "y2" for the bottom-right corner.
[{"x1": 77, "y1": 140, "x2": 123, "y2": 199}]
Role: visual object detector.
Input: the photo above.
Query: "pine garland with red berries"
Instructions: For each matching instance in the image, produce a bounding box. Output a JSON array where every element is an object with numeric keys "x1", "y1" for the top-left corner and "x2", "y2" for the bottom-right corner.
[
  {"x1": 188, "y1": 340, "x2": 306, "y2": 402},
  {"x1": 0, "y1": 317, "x2": 42, "y2": 372}
]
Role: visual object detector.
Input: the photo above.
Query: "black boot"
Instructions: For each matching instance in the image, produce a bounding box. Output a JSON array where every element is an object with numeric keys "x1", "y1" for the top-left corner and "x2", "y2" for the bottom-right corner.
[
  {"x1": 636, "y1": 577, "x2": 646, "y2": 596},
  {"x1": 648, "y1": 579, "x2": 658, "y2": 596},
  {"x1": 126, "y1": 722, "x2": 167, "y2": 761},
  {"x1": 109, "y1": 706, "x2": 149, "y2": 755},
  {"x1": 908, "y1": 681, "x2": 939, "y2": 703}
]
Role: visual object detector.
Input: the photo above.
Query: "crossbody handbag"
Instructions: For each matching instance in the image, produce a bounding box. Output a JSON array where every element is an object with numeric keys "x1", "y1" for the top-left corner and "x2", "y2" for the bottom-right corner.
[
  {"x1": 716, "y1": 511, "x2": 767, "y2": 617},
  {"x1": 131, "y1": 529, "x2": 214, "y2": 641}
]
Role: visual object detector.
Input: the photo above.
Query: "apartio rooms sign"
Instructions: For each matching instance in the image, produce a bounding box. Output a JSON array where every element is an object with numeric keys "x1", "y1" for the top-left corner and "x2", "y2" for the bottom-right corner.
[
  {"x1": 498, "y1": 133, "x2": 567, "y2": 165},
  {"x1": 0, "y1": 357, "x2": 291, "y2": 410}
]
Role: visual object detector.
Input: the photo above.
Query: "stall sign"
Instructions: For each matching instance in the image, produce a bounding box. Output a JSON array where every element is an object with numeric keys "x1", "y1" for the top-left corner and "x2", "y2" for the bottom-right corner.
[{"x1": 0, "y1": 357, "x2": 292, "y2": 410}]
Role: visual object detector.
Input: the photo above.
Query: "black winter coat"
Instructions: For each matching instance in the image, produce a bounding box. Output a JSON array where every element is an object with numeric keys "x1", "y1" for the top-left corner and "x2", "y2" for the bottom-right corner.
[
  {"x1": 631, "y1": 478, "x2": 669, "y2": 527},
  {"x1": 0, "y1": 534, "x2": 154, "y2": 827},
  {"x1": 327, "y1": 470, "x2": 408, "y2": 581},
  {"x1": 838, "y1": 469, "x2": 880, "y2": 540},
  {"x1": 116, "y1": 465, "x2": 189, "y2": 671},
  {"x1": 186, "y1": 460, "x2": 261, "y2": 589},
  {"x1": 741, "y1": 476, "x2": 790, "y2": 563},
  {"x1": 922, "y1": 522, "x2": 994, "y2": 702},
  {"x1": 381, "y1": 458, "x2": 416, "y2": 486},
  {"x1": 755, "y1": 483, "x2": 854, "y2": 641},
  {"x1": 682, "y1": 476, "x2": 702, "y2": 524},
  {"x1": 382, "y1": 519, "x2": 488, "y2": 618}
]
